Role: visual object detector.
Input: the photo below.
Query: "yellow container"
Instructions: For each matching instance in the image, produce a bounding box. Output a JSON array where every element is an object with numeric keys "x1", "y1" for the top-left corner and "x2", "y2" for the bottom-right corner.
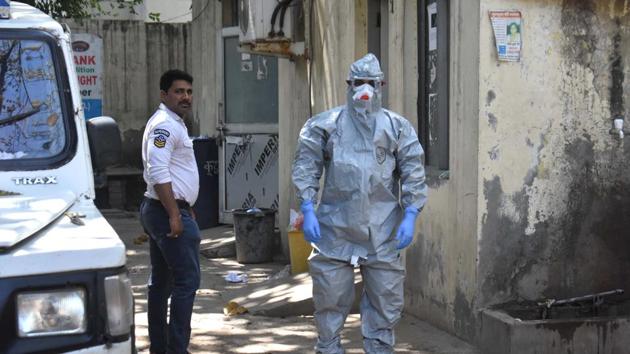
[{"x1": 288, "y1": 231, "x2": 313, "y2": 274}]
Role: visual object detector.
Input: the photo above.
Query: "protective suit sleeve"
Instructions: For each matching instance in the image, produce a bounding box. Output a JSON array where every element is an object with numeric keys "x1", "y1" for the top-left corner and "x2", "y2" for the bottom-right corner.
[
  {"x1": 292, "y1": 118, "x2": 327, "y2": 203},
  {"x1": 396, "y1": 119, "x2": 428, "y2": 211}
]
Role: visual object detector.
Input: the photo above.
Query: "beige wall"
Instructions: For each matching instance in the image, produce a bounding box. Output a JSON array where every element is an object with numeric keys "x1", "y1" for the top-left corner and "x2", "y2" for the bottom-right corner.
[
  {"x1": 278, "y1": 58, "x2": 310, "y2": 256},
  {"x1": 475, "y1": 3, "x2": 630, "y2": 348},
  {"x1": 408, "y1": 0, "x2": 630, "y2": 342},
  {"x1": 404, "y1": 0, "x2": 481, "y2": 341}
]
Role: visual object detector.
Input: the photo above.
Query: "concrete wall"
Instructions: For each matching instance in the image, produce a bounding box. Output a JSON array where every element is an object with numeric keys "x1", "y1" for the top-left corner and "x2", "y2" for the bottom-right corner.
[
  {"x1": 405, "y1": 0, "x2": 481, "y2": 342},
  {"x1": 478, "y1": 0, "x2": 630, "y2": 312},
  {"x1": 411, "y1": 0, "x2": 630, "y2": 343},
  {"x1": 66, "y1": 19, "x2": 192, "y2": 167},
  {"x1": 278, "y1": 57, "x2": 310, "y2": 256},
  {"x1": 89, "y1": 0, "x2": 192, "y2": 22},
  {"x1": 191, "y1": 0, "x2": 220, "y2": 137}
]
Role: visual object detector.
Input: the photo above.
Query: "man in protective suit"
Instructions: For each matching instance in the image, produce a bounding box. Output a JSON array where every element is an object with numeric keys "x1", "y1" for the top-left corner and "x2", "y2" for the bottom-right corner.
[{"x1": 292, "y1": 53, "x2": 428, "y2": 353}]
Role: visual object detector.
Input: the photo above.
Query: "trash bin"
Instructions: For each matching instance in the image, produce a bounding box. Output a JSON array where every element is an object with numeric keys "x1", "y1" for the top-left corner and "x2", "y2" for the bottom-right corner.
[
  {"x1": 192, "y1": 137, "x2": 219, "y2": 229},
  {"x1": 233, "y1": 208, "x2": 276, "y2": 263}
]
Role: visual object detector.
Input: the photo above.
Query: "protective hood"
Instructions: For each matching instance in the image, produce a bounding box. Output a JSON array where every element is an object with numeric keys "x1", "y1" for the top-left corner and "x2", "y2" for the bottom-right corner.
[
  {"x1": 0, "y1": 191, "x2": 75, "y2": 249},
  {"x1": 347, "y1": 53, "x2": 384, "y2": 115},
  {"x1": 347, "y1": 53, "x2": 384, "y2": 81}
]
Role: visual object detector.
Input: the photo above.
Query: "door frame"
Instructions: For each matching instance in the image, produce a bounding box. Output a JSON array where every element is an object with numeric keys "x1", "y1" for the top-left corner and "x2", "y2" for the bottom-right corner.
[{"x1": 218, "y1": 26, "x2": 279, "y2": 224}]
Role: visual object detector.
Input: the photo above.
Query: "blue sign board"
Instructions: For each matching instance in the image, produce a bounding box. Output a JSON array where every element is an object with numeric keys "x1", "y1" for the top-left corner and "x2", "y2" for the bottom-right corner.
[{"x1": 83, "y1": 99, "x2": 102, "y2": 119}]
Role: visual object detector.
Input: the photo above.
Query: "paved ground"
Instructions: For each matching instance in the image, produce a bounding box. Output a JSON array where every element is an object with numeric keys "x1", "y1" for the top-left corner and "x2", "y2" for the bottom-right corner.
[{"x1": 103, "y1": 209, "x2": 479, "y2": 354}]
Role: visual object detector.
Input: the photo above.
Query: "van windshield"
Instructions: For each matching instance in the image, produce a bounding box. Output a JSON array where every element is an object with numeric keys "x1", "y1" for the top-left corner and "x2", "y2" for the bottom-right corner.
[{"x1": 0, "y1": 37, "x2": 67, "y2": 161}]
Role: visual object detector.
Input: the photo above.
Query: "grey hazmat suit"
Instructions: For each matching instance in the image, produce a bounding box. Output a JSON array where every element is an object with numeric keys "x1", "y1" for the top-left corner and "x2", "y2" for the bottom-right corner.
[{"x1": 292, "y1": 53, "x2": 427, "y2": 353}]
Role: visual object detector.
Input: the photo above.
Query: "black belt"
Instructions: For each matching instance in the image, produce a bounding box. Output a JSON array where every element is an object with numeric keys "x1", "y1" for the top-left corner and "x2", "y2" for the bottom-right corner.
[{"x1": 146, "y1": 197, "x2": 190, "y2": 210}]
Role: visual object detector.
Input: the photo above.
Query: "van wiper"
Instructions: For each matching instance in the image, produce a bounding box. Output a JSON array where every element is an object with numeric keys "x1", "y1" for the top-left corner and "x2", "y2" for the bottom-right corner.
[{"x1": 0, "y1": 106, "x2": 41, "y2": 127}]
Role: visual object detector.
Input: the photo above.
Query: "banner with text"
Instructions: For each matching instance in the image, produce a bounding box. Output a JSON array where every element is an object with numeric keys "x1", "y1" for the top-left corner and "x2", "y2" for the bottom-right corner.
[{"x1": 71, "y1": 33, "x2": 103, "y2": 119}]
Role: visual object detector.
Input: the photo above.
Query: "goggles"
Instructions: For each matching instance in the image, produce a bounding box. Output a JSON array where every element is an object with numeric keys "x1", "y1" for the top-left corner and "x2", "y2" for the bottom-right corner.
[{"x1": 347, "y1": 79, "x2": 385, "y2": 88}]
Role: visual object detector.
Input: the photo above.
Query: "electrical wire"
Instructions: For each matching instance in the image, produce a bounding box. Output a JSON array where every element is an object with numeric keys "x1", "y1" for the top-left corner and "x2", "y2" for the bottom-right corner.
[
  {"x1": 191, "y1": 0, "x2": 211, "y2": 23},
  {"x1": 277, "y1": 0, "x2": 293, "y2": 36},
  {"x1": 158, "y1": 10, "x2": 192, "y2": 23},
  {"x1": 269, "y1": 0, "x2": 292, "y2": 37}
]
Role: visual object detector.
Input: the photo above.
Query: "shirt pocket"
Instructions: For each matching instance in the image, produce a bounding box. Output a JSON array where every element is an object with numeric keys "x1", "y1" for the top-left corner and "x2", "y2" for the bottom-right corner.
[{"x1": 174, "y1": 137, "x2": 195, "y2": 162}]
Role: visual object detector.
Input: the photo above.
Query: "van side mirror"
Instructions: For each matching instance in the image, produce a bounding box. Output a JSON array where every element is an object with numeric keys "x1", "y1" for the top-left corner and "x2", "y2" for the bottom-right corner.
[{"x1": 86, "y1": 116, "x2": 122, "y2": 172}]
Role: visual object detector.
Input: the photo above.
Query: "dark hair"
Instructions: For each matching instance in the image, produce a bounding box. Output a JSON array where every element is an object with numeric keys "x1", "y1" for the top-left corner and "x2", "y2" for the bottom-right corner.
[{"x1": 160, "y1": 69, "x2": 193, "y2": 92}]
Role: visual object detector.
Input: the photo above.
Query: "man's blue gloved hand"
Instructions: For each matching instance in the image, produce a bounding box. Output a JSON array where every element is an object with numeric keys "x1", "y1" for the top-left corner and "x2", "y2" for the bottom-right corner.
[
  {"x1": 395, "y1": 207, "x2": 419, "y2": 249},
  {"x1": 301, "y1": 200, "x2": 321, "y2": 243}
]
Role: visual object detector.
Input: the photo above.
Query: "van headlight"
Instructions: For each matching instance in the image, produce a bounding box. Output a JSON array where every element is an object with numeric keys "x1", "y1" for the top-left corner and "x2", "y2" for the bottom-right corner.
[
  {"x1": 104, "y1": 273, "x2": 133, "y2": 336},
  {"x1": 17, "y1": 288, "x2": 87, "y2": 337}
]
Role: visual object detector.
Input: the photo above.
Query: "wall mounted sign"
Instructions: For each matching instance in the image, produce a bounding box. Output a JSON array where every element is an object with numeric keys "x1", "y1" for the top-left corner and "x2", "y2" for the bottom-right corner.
[
  {"x1": 490, "y1": 11, "x2": 522, "y2": 62},
  {"x1": 71, "y1": 33, "x2": 103, "y2": 119}
]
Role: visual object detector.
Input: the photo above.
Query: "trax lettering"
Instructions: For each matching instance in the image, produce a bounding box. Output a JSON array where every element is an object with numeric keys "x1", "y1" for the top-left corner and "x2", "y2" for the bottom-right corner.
[{"x1": 12, "y1": 176, "x2": 58, "y2": 185}]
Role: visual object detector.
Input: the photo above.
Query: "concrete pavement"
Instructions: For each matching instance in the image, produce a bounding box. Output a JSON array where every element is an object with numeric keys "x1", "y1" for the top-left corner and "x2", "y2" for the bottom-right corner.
[{"x1": 103, "y1": 208, "x2": 479, "y2": 353}]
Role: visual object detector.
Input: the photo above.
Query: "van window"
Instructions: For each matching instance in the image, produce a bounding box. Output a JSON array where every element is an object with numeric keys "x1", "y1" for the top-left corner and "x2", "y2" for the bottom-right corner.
[{"x1": 0, "y1": 38, "x2": 66, "y2": 160}]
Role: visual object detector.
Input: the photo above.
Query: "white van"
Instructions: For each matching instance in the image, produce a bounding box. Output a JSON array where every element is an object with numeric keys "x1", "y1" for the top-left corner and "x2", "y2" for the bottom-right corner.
[{"x1": 0, "y1": 2, "x2": 134, "y2": 353}]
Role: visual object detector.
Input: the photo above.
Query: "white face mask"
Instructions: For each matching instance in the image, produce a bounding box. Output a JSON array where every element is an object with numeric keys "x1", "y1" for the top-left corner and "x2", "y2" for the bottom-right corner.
[{"x1": 351, "y1": 83, "x2": 375, "y2": 113}]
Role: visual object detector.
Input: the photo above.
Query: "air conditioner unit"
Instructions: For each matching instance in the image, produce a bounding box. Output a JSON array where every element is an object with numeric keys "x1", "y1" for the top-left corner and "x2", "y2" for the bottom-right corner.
[{"x1": 238, "y1": 0, "x2": 305, "y2": 58}]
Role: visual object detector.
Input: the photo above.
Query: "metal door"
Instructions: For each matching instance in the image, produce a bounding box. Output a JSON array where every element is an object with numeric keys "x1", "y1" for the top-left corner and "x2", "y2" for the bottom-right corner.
[{"x1": 219, "y1": 27, "x2": 279, "y2": 223}]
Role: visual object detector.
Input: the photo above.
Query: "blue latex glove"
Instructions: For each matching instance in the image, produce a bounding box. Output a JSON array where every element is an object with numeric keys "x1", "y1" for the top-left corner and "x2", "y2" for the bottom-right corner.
[
  {"x1": 301, "y1": 200, "x2": 321, "y2": 243},
  {"x1": 395, "y1": 207, "x2": 419, "y2": 249}
]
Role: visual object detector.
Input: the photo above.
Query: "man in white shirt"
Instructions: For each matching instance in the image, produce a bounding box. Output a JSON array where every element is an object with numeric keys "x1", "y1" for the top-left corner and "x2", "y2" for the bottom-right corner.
[{"x1": 140, "y1": 69, "x2": 200, "y2": 354}]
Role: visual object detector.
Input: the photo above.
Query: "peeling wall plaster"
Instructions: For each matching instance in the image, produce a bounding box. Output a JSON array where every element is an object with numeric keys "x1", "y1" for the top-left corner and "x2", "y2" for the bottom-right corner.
[{"x1": 479, "y1": 0, "x2": 630, "y2": 308}]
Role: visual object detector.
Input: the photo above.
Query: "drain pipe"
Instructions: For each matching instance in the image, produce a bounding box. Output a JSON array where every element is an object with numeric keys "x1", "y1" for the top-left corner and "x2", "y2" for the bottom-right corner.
[{"x1": 537, "y1": 289, "x2": 624, "y2": 319}]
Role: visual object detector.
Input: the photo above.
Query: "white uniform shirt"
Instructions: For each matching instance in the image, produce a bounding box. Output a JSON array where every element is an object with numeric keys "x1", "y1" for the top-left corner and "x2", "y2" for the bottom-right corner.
[{"x1": 142, "y1": 103, "x2": 199, "y2": 205}]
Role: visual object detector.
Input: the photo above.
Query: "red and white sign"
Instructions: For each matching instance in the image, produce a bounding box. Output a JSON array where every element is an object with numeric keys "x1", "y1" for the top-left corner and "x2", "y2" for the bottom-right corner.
[{"x1": 71, "y1": 33, "x2": 103, "y2": 118}]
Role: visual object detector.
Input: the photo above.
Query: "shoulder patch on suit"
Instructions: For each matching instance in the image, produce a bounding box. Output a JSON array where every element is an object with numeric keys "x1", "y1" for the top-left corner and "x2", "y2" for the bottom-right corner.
[
  {"x1": 154, "y1": 128, "x2": 170, "y2": 137},
  {"x1": 376, "y1": 146, "x2": 387, "y2": 164},
  {"x1": 154, "y1": 135, "x2": 167, "y2": 148}
]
